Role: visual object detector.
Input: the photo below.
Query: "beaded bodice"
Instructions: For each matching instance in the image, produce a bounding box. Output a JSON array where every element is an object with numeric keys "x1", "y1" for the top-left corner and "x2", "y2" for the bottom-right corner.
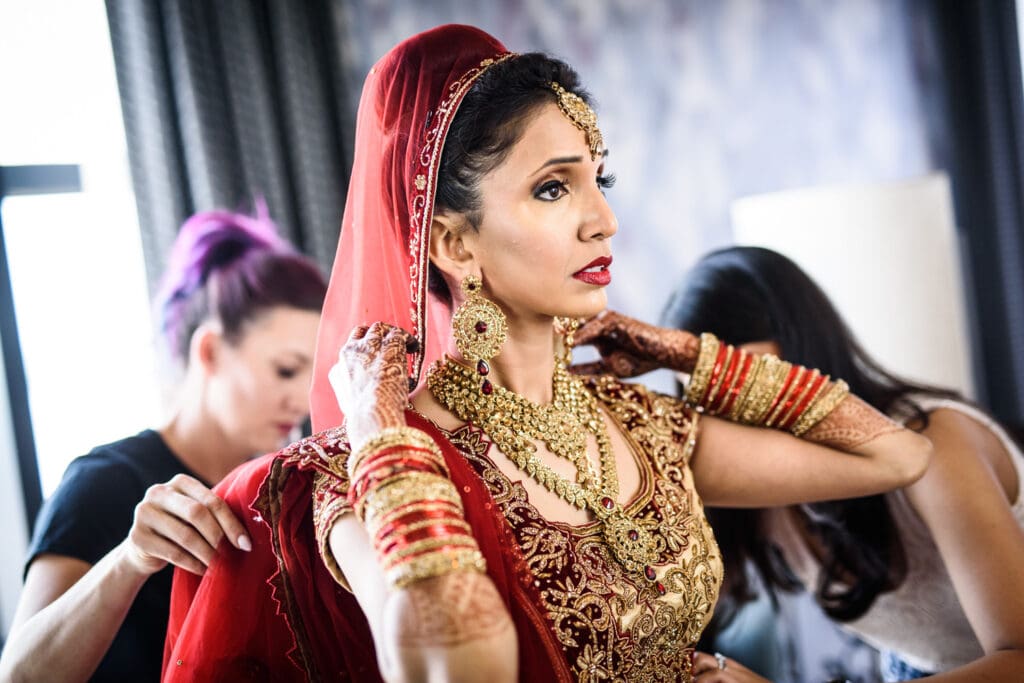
[{"x1": 440, "y1": 377, "x2": 721, "y2": 682}]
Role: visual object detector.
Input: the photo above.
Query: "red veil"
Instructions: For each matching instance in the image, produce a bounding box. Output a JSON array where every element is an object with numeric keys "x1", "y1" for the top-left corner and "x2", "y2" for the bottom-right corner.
[{"x1": 163, "y1": 25, "x2": 572, "y2": 681}]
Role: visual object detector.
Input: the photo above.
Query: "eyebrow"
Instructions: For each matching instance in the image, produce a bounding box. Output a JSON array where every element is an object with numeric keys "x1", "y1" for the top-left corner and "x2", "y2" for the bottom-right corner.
[{"x1": 530, "y1": 149, "x2": 610, "y2": 176}]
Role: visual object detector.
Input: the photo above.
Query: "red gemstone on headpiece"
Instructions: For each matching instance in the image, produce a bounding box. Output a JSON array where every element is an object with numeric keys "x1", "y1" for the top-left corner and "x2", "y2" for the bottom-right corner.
[
  {"x1": 477, "y1": 359, "x2": 490, "y2": 375},
  {"x1": 656, "y1": 582, "x2": 666, "y2": 595},
  {"x1": 481, "y1": 379, "x2": 494, "y2": 395},
  {"x1": 628, "y1": 529, "x2": 639, "y2": 541},
  {"x1": 644, "y1": 565, "x2": 656, "y2": 581},
  {"x1": 475, "y1": 321, "x2": 488, "y2": 334},
  {"x1": 601, "y1": 496, "x2": 614, "y2": 510}
]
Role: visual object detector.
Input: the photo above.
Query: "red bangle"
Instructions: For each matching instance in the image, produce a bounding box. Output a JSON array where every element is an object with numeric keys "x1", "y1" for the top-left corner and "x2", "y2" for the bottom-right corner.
[
  {"x1": 770, "y1": 368, "x2": 806, "y2": 428},
  {"x1": 700, "y1": 344, "x2": 729, "y2": 407},
  {"x1": 775, "y1": 369, "x2": 817, "y2": 429},
  {"x1": 709, "y1": 349, "x2": 746, "y2": 414},
  {"x1": 349, "y1": 458, "x2": 444, "y2": 505},
  {"x1": 706, "y1": 348, "x2": 737, "y2": 412},
  {"x1": 719, "y1": 352, "x2": 754, "y2": 416},
  {"x1": 372, "y1": 499, "x2": 464, "y2": 531},
  {"x1": 380, "y1": 524, "x2": 477, "y2": 557},
  {"x1": 781, "y1": 373, "x2": 828, "y2": 431},
  {"x1": 374, "y1": 507, "x2": 465, "y2": 545},
  {"x1": 351, "y1": 444, "x2": 444, "y2": 482},
  {"x1": 761, "y1": 366, "x2": 798, "y2": 423},
  {"x1": 384, "y1": 541, "x2": 481, "y2": 570}
]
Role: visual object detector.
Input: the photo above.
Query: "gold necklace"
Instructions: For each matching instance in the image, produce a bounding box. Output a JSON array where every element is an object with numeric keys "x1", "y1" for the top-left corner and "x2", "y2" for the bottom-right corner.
[{"x1": 427, "y1": 356, "x2": 663, "y2": 575}]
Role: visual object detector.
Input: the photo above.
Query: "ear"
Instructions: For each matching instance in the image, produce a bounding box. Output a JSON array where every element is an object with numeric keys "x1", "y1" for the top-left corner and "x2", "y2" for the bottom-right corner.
[
  {"x1": 429, "y1": 210, "x2": 478, "y2": 288},
  {"x1": 189, "y1": 322, "x2": 223, "y2": 375}
]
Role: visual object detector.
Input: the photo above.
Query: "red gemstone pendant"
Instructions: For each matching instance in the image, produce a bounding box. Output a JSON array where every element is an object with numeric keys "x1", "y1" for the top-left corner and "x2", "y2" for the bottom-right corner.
[
  {"x1": 481, "y1": 379, "x2": 494, "y2": 395},
  {"x1": 644, "y1": 566, "x2": 657, "y2": 581},
  {"x1": 477, "y1": 359, "x2": 490, "y2": 375},
  {"x1": 474, "y1": 320, "x2": 488, "y2": 334}
]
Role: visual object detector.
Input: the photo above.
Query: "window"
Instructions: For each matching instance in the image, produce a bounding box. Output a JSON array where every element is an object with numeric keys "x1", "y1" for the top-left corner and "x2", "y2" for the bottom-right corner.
[{"x1": 0, "y1": 1, "x2": 162, "y2": 500}]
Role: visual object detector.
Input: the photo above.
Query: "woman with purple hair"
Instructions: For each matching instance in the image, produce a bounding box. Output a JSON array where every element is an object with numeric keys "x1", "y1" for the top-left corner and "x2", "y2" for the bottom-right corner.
[{"x1": 0, "y1": 208, "x2": 327, "y2": 682}]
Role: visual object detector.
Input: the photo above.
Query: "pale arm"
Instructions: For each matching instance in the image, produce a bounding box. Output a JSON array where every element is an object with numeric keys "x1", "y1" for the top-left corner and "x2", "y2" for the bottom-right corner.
[
  {"x1": 0, "y1": 475, "x2": 249, "y2": 683},
  {"x1": 903, "y1": 409, "x2": 1024, "y2": 681},
  {"x1": 0, "y1": 549, "x2": 150, "y2": 683},
  {"x1": 572, "y1": 312, "x2": 931, "y2": 506},
  {"x1": 329, "y1": 515, "x2": 517, "y2": 683},
  {"x1": 690, "y1": 397, "x2": 930, "y2": 507}
]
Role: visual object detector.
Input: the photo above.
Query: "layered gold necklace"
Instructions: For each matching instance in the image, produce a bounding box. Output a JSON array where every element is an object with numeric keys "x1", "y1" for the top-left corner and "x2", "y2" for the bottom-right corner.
[{"x1": 427, "y1": 355, "x2": 663, "y2": 575}]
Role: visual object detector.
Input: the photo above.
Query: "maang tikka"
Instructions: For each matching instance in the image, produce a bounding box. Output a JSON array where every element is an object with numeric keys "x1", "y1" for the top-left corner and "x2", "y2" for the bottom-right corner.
[{"x1": 451, "y1": 275, "x2": 507, "y2": 394}]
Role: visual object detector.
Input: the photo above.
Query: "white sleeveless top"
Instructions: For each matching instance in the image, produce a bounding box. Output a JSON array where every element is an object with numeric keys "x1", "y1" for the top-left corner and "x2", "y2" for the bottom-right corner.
[{"x1": 768, "y1": 397, "x2": 1024, "y2": 673}]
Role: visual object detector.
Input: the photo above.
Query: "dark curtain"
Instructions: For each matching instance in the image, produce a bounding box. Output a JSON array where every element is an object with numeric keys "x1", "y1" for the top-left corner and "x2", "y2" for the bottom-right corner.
[
  {"x1": 924, "y1": 0, "x2": 1024, "y2": 429},
  {"x1": 105, "y1": 0, "x2": 352, "y2": 284}
]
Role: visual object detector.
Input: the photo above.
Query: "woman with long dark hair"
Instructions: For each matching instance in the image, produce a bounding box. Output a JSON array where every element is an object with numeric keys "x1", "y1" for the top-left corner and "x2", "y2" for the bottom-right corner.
[{"x1": 662, "y1": 245, "x2": 1024, "y2": 680}]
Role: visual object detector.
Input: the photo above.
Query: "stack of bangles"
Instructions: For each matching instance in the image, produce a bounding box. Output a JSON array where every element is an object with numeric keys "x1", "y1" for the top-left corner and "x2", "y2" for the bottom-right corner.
[
  {"x1": 684, "y1": 333, "x2": 849, "y2": 435},
  {"x1": 346, "y1": 426, "x2": 486, "y2": 589}
]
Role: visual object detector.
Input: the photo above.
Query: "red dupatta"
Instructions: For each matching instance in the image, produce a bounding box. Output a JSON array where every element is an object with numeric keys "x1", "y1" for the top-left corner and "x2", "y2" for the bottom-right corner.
[
  {"x1": 309, "y1": 24, "x2": 511, "y2": 431},
  {"x1": 164, "y1": 24, "x2": 573, "y2": 682}
]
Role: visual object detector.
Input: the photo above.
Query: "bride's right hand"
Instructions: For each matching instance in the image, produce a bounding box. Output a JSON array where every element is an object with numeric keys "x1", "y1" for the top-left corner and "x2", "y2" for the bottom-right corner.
[{"x1": 328, "y1": 322, "x2": 419, "y2": 455}]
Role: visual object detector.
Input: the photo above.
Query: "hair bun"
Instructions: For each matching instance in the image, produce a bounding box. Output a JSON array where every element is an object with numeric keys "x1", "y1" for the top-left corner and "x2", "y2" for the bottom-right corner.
[{"x1": 156, "y1": 200, "x2": 288, "y2": 310}]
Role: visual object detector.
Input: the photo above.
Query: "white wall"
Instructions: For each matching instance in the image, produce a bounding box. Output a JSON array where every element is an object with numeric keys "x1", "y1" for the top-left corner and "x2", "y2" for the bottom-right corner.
[{"x1": 732, "y1": 173, "x2": 975, "y2": 398}]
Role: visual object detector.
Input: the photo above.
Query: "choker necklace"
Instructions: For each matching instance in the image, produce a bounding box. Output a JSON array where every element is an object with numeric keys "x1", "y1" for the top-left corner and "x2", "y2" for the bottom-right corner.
[{"x1": 427, "y1": 355, "x2": 664, "y2": 576}]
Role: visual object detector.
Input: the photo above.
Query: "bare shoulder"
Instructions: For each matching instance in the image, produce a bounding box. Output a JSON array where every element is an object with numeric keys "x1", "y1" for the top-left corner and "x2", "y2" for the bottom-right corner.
[{"x1": 911, "y1": 406, "x2": 1018, "y2": 504}]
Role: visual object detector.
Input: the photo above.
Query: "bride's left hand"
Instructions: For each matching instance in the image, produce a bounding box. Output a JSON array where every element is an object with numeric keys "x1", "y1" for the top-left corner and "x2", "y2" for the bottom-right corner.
[
  {"x1": 692, "y1": 652, "x2": 773, "y2": 682},
  {"x1": 570, "y1": 310, "x2": 701, "y2": 377}
]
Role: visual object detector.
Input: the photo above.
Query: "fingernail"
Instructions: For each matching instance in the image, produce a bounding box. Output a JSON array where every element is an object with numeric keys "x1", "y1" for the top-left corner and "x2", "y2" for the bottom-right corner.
[
  {"x1": 238, "y1": 535, "x2": 252, "y2": 552},
  {"x1": 406, "y1": 336, "x2": 420, "y2": 353}
]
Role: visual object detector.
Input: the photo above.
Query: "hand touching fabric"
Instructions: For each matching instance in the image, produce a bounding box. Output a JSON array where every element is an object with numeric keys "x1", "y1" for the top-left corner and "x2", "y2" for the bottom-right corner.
[
  {"x1": 571, "y1": 310, "x2": 701, "y2": 377},
  {"x1": 127, "y1": 473, "x2": 250, "y2": 577},
  {"x1": 328, "y1": 322, "x2": 419, "y2": 457}
]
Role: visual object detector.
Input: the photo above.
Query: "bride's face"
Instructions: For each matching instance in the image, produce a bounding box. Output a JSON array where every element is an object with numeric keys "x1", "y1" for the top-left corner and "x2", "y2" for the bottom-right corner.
[{"x1": 466, "y1": 101, "x2": 618, "y2": 323}]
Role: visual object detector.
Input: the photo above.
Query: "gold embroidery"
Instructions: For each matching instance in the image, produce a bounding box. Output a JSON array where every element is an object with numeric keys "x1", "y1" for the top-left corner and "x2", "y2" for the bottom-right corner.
[{"x1": 448, "y1": 378, "x2": 721, "y2": 682}]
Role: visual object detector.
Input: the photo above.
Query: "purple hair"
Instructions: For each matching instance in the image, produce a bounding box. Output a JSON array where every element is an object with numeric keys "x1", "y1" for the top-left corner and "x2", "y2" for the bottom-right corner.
[{"x1": 155, "y1": 203, "x2": 327, "y2": 365}]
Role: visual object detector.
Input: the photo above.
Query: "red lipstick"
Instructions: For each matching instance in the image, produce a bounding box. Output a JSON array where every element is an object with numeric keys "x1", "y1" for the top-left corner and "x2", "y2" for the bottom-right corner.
[{"x1": 572, "y1": 255, "x2": 612, "y2": 286}]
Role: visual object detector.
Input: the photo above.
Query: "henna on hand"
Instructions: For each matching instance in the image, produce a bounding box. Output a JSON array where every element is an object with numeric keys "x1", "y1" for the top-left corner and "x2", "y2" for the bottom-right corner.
[
  {"x1": 390, "y1": 572, "x2": 512, "y2": 648},
  {"x1": 802, "y1": 395, "x2": 905, "y2": 450},
  {"x1": 570, "y1": 310, "x2": 701, "y2": 377},
  {"x1": 329, "y1": 322, "x2": 417, "y2": 455}
]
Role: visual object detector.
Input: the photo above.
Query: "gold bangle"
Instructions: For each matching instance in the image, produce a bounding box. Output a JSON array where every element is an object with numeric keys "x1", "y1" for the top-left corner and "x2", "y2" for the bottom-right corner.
[
  {"x1": 350, "y1": 426, "x2": 443, "y2": 474},
  {"x1": 685, "y1": 333, "x2": 720, "y2": 406},
  {"x1": 729, "y1": 354, "x2": 764, "y2": 421},
  {"x1": 774, "y1": 369, "x2": 820, "y2": 430},
  {"x1": 377, "y1": 517, "x2": 473, "y2": 544},
  {"x1": 741, "y1": 355, "x2": 790, "y2": 425},
  {"x1": 714, "y1": 348, "x2": 747, "y2": 415},
  {"x1": 705, "y1": 345, "x2": 735, "y2": 413},
  {"x1": 386, "y1": 548, "x2": 487, "y2": 589},
  {"x1": 792, "y1": 379, "x2": 850, "y2": 436},
  {"x1": 360, "y1": 472, "x2": 461, "y2": 525},
  {"x1": 765, "y1": 366, "x2": 808, "y2": 428},
  {"x1": 786, "y1": 374, "x2": 829, "y2": 433},
  {"x1": 382, "y1": 534, "x2": 481, "y2": 567}
]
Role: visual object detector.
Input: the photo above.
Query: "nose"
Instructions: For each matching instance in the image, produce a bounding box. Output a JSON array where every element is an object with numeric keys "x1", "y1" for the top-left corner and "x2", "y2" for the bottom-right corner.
[{"x1": 579, "y1": 185, "x2": 618, "y2": 242}]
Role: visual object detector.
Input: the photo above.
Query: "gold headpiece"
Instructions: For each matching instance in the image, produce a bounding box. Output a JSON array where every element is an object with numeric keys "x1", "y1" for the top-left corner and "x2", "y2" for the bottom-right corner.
[{"x1": 549, "y1": 82, "x2": 604, "y2": 159}]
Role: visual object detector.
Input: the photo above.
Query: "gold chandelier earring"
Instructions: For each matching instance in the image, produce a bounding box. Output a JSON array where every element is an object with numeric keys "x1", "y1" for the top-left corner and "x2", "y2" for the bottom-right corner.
[
  {"x1": 451, "y1": 275, "x2": 507, "y2": 394},
  {"x1": 553, "y1": 316, "x2": 580, "y2": 367}
]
